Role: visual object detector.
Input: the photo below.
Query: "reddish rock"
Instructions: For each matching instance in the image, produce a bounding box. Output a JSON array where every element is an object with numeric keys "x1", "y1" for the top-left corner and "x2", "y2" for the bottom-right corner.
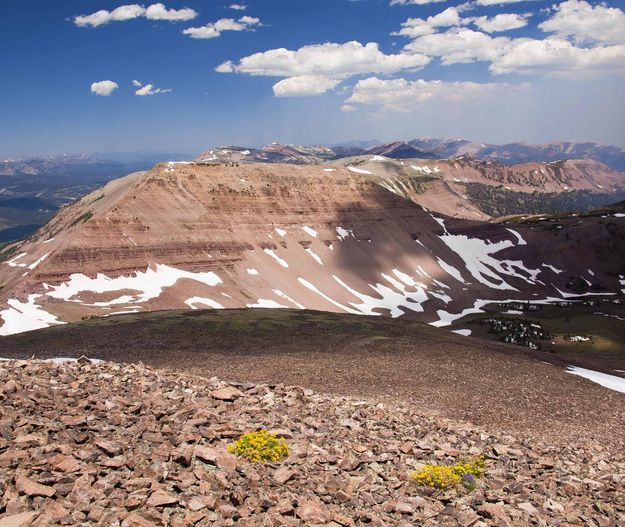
[
  {"x1": 193, "y1": 445, "x2": 219, "y2": 464},
  {"x1": 298, "y1": 500, "x2": 328, "y2": 523},
  {"x1": 94, "y1": 439, "x2": 123, "y2": 457},
  {"x1": 146, "y1": 490, "x2": 178, "y2": 508},
  {"x1": 0, "y1": 511, "x2": 38, "y2": 527},
  {"x1": 272, "y1": 467, "x2": 296, "y2": 484},
  {"x1": 15, "y1": 476, "x2": 56, "y2": 498},
  {"x1": 210, "y1": 386, "x2": 244, "y2": 401}
]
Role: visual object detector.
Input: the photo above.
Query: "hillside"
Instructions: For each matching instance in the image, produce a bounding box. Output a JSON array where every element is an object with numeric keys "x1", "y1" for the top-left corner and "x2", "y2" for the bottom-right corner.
[
  {"x1": 1, "y1": 308, "x2": 624, "y2": 444},
  {"x1": 191, "y1": 146, "x2": 625, "y2": 219},
  {"x1": 0, "y1": 358, "x2": 623, "y2": 526},
  {"x1": 0, "y1": 154, "x2": 187, "y2": 244},
  {"x1": 0, "y1": 162, "x2": 624, "y2": 337},
  {"x1": 329, "y1": 155, "x2": 625, "y2": 220}
]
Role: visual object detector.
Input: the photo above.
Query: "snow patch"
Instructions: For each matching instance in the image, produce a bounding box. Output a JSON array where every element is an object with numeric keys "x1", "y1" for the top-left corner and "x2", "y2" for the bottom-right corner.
[
  {"x1": 298, "y1": 278, "x2": 360, "y2": 315},
  {"x1": 46, "y1": 264, "x2": 223, "y2": 306},
  {"x1": 437, "y1": 223, "x2": 541, "y2": 291},
  {"x1": 27, "y1": 253, "x2": 50, "y2": 270},
  {"x1": 0, "y1": 294, "x2": 65, "y2": 336},
  {"x1": 264, "y1": 249, "x2": 289, "y2": 268},
  {"x1": 273, "y1": 289, "x2": 305, "y2": 309},
  {"x1": 506, "y1": 229, "x2": 527, "y2": 246},
  {"x1": 436, "y1": 258, "x2": 467, "y2": 284},
  {"x1": 302, "y1": 226, "x2": 319, "y2": 238},
  {"x1": 5, "y1": 252, "x2": 28, "y2": 268},
  {"x1": 348, "y1": 166, "x2": 372, "y2": 175},
  {"x1": 567, "y1": 366, "x2": 625, "y2": 394},
  {"x1": 185, "y1": 297, "x2": 224, "y2": 310},
  {"x1": 336, "y1": 226, "x2": 354, "y2": 241},
  {"x1": 333, "y1": 274, "x2": 428, "y2": 318},
  {"x1": 305, "y1": 247, "x2": 323, "y2": 265}
]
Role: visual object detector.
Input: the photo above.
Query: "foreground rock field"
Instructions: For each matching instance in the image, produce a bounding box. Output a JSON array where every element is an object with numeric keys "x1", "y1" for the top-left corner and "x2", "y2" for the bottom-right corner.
[{"x1": 0, "y1": 359, "x2": 623, "y2": 526}]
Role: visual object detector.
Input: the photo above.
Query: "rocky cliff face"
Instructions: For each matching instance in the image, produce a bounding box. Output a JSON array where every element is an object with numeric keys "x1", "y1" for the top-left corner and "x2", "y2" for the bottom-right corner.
[{"x1": 0, "y1": 162, "x2": 623, "y2": 335}]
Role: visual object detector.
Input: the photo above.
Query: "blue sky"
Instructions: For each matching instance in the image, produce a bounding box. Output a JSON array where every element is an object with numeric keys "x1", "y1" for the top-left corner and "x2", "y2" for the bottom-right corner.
[{"x1": 1, "y1": 0, "x2": 624, "y2": 156}]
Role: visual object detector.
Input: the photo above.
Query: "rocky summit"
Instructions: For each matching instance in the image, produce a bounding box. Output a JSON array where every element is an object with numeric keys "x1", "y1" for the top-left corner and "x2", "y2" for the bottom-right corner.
[{"x1": 0, "y1": 358, "x2": 623, "y2": 526}]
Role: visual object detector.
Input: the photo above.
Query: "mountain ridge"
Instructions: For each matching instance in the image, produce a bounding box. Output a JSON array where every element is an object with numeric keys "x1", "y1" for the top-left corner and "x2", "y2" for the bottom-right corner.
[{"x1": 0, "y1": 161, "x2": 623, "y2": 338}]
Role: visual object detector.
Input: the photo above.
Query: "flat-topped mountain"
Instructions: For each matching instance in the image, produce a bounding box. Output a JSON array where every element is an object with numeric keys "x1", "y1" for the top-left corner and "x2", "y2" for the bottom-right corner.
[
  {"x1": 0, "y1": 161, "x2": 623, "y2": 337},
  {"x1": 191, "y1": 144, "x2": 625, "y2": 220}
]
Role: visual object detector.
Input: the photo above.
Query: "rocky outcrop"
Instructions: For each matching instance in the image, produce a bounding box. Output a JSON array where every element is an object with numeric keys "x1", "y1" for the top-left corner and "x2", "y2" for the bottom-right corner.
[{"x1": 0, "y1": 359, "x2": 623, "y2": 526}]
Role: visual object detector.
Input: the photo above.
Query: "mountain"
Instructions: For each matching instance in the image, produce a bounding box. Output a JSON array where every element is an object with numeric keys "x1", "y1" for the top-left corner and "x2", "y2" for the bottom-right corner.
[
  {"x1": 194, "y1": 144, "x2": 337, "y2": 165},
  {"x1": 407, "y1": 139, "x2": 625, "y2": 171},
  {"x1": 327, "y1": 155, "x2": 625, "y2": 220},
  {"x1": 191, "y1": 142, "x2": 625, "y2": 219},
  {"x1": 0, "y1": 153, "x2": 188, "y2": 244},
  {"x1": 365, "y1": 141, "x2": 438, "y2": 159},
  {"x1": 1, "y1": 161, "x2": 623, "y2": 340}
]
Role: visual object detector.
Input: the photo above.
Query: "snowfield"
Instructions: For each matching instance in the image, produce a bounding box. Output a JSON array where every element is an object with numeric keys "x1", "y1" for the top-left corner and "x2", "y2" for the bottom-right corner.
[{"x1": 567, "y1": 367, "x2": 625, "y2": 394}]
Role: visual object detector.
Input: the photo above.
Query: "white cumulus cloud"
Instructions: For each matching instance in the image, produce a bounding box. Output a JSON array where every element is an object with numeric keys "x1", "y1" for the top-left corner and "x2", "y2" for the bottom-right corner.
[
  {"x1": 74, "y1": 3, "x2": 197, "y2": 27},
  {"x1": 473, "y1": 13, "x2": 529, "y2": 33},
  {"x1": 394, "y1": 7, "x2": 462, "y2": 38},
  {"x1": 145, "y1": 3, "x2": 197, "y2": 21},
  {"x1": 538, "y1": 0, "x2": 625, "y2": 45},
  {"x1": 273, "y1": 76, "x2": 341, "y2": 97},
  {"x1": 490, "y1": 38, "x2": 625, "y2": 75},
  {"x1": 400, "y1": 17, "x2": 625, "y2": 77},
  {"x1": 404, "y1": 28, "x2": 510, "y2": 64},
  {"x1": 229, "y1": 3, "x2": 247, "y2": 10},
  {"x1": 133, "y1": 80, "x2": 172, "y2": 96},
  {"x1": 183, "y1": 16, "x2": 260, "y2": 39},
  {"x1": 90, "y1": 80, "x2": 118, "y2": 96},
  {"x1": 216, "y1": 41, "x2": 430, "y2": 97},
  {"x1": 346, "y1": 76, "x2": 525, "y2": 111}
]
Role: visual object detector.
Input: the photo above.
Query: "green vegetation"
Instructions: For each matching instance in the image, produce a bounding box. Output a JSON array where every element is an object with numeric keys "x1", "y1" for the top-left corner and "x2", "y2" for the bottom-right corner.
[
  {"x1": 402, "y1": 175, "x2": 438, "y2": 194},
  {"x1": 87, "y1": 194, "x2": 105, "y2": 206},
  {"x1": 456, "y1": 302, "x2": 625, "y2": 370},
  {"x1": 0, "y1": 244, "x2": 20, "y2": 263},
  {"x1": 69, "y1": 210, "x2": 93, "y2": 228},
  {"x1": 464, "y1": 184, "x2": 625, "y2": 217}
]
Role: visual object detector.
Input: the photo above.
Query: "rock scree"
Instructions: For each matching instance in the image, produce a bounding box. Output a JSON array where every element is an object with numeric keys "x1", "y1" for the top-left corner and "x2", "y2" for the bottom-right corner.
[{"x1": 0, "y1": 358, "x2": 623, "y2": 526}]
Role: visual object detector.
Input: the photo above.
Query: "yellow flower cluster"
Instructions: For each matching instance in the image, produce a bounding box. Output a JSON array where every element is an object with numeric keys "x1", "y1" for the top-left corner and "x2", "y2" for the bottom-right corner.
[
  {"x1": 452, "y1": 456, "x2": 486, "y2": 478},
  {"x1": 411, "y1": 464, "x2": 461, "y2": 490},
  {"x1": 227, "y1": 430, "x2": 289, "y2": 463},
  {"x1": 411, "y1": 456, "x2": 486, "y2": 490}
]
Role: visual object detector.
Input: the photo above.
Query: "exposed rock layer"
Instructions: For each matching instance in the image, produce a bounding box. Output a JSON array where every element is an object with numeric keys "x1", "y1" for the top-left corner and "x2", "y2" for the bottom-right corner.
[{"x1": 0, "y1": 163, "x2": 623, "y2": 335}]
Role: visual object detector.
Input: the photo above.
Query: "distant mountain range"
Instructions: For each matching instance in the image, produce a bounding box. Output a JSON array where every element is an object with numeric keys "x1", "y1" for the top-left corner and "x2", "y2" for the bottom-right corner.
[
  {"x1": 196, "y1": 139, "x2": 625, "y2": 171},
  {"x1": 1, "y1": 141, "x2": 623, "y2": 244}
]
